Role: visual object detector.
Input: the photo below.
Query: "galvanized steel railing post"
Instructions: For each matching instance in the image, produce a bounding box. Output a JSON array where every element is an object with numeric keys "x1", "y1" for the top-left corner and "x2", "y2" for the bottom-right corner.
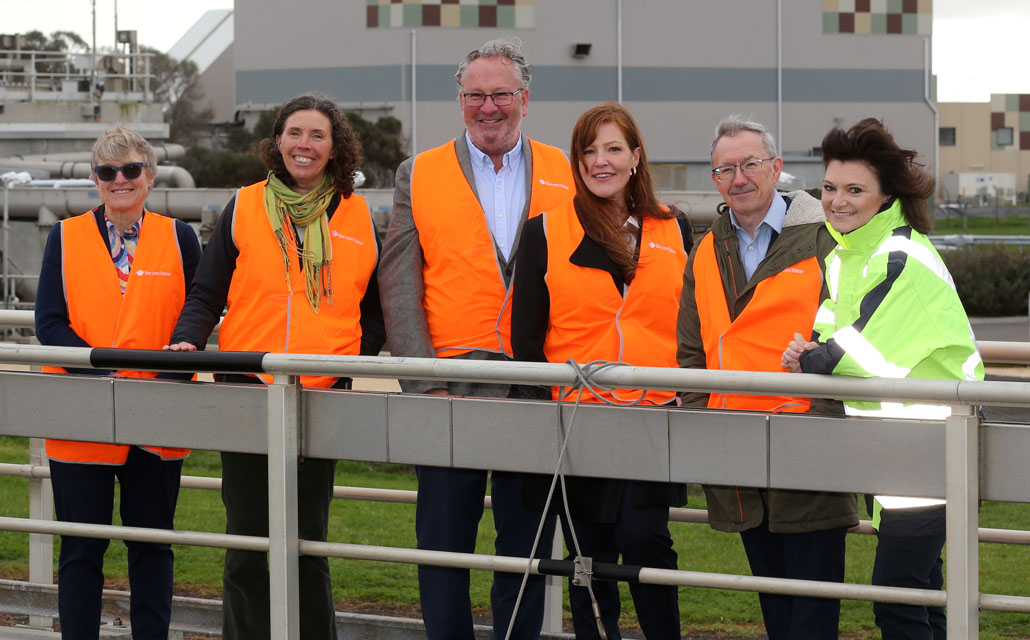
[
  {"x1": 542, "y1": 525, "x2": 563, "y2": 633},
  {"x1": 27, "y1": 437, "x2": 53, "y2": 630},
  {"x1": 267, "y1": 374, "x2": 301, "y2": 640},
  {"x1": 946, "y1": 404, "x2": 980, "y2": 639}
]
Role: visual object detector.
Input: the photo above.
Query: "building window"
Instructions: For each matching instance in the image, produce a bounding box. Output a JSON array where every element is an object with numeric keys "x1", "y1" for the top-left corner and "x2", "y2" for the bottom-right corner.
[
  {"x1": 939, "y1": 127, "x2": 956, "y2": 146},
  {"x1": 997, "y1": 126, "x2": 1014, "y2": 146}
]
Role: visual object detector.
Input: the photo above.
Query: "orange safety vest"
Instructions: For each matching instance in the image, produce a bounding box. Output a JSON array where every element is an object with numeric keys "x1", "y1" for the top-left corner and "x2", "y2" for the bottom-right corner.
[
  {"x1": 217, "y1": 181, "x2": 378, "y2": 388},
  {"x1": 692, "y1": 232, "x2": 821, "y2": 412},
  {"x1": 543, "y1": 201, "x2": 686, "y2": 404},
  {"x1": 410, "y1": 137, "x2": 574, "y2": 358},
  {"x1": 43, "y1": 210, "x2": 190, "y2": 464}
]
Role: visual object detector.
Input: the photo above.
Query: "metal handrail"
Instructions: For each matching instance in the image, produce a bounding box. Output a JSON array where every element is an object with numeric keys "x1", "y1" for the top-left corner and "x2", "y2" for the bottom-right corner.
[
  {"x1": 1, "y1": 342, "x2": 1026, "y2": 408},
  {"x1": 0, "y1": 344, "x2": 1023, "y2": 638}
]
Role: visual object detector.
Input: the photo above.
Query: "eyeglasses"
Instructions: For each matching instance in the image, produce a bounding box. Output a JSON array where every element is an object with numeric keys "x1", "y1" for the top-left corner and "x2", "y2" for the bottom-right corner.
[
  {"x1": 711, "y1": 157, "x2": 775, "y2": 182},
  {"x1": 461, "y1": 89, "x2": 524, "y2": 107},
  {"x1": 94, "y1": 162, "x2": 149, "y2": 182}
]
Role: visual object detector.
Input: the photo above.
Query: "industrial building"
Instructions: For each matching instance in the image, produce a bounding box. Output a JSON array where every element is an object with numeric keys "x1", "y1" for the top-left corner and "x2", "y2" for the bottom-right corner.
[
  {"x1": 229, "y1": 0, "x2": 938, "y2": 188},
  {"x1": 938, "y1": 93, "x2": 1030, "y2": 203}
]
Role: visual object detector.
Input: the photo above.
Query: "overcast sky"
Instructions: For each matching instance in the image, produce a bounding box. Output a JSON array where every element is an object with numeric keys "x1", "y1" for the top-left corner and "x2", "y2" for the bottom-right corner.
[{"x1": 1, "y1": 0, "x2": 1026, "y2": 103}]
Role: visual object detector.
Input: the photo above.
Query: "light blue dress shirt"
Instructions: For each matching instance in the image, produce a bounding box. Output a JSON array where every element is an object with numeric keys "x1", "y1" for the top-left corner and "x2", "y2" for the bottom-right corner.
[
  {"x1": 466, "y1": 131, "x2": 526, "y2": 261},
  {"x1": 728, "y1": 194, "x2": 786, "y2": 281}
]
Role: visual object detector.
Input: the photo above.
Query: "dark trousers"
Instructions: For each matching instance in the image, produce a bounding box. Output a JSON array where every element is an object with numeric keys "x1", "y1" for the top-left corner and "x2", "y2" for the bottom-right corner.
[
  {"x1": 220, "y1": 452, "x2": 338, "y2": 640},
  {"x1": 560, "y1": 487, "x2": 680, "y2": 640},
  {"x1": 739, "y1": 520, "x2": 848, "y2": 640},
  {"x1": 415, "y1": 466, "x2": 556, "y2": 640},
  {"x1": 872, "y1": 531, "x2": 946, "y2": 640},
  {"x1": 50, "y1": 446, "x2": 182, "y2": 640}
]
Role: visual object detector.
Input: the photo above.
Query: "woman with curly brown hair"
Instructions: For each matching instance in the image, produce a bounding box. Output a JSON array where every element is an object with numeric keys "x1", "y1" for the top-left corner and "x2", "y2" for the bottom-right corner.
[{"x1": 166, "y1": 93, "x2": 384, "y2": 640}]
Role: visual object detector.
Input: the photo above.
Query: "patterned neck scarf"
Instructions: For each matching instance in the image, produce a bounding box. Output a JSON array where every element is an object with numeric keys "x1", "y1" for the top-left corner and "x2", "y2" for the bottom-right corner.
[
  {"x1": 106, "y1": 216, "x2": 141, "y2": 294},
  {"x1": 263, "y1": 172, "x2": 336, "y2": 313}
]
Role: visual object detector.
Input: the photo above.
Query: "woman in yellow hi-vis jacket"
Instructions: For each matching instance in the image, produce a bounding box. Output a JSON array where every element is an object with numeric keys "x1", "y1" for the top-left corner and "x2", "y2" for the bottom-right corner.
[{"x1": 783, "y1": 118, "x2": 984, "y2": 640}]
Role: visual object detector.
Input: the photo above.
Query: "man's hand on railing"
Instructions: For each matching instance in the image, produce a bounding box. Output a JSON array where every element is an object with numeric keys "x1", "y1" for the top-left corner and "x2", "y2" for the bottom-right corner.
[{"x1": 781, "y1": 332, "x2": 817, "y2": 373}]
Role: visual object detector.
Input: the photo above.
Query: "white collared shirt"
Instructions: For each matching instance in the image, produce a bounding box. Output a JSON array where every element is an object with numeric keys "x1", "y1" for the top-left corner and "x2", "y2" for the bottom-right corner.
[{"x1": 465, "y1": 131, "x2": 526, "y2": 261}]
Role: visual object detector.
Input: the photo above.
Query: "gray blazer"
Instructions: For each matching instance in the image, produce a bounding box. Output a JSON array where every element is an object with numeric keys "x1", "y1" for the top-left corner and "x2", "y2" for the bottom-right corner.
[{"x1": 379, "y1": 133, "x2": 541, "y2": 395}]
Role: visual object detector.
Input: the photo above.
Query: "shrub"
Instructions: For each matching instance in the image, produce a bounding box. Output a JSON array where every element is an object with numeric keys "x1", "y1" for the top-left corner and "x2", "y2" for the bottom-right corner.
[
  {"x1": 941, "y1": 245, "x2": 1030, "y2": 317},
  {"x1": 180, "y1": 147, "x2": 267, "y2": 189}
]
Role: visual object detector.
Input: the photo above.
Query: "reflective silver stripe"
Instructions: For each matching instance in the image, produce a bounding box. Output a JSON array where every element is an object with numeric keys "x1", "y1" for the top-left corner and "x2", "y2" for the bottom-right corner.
[
  {"x1": 872, "y1": 236, "x2": 955, "y2": 290},
  {"x1": 962, "y1": 350, "x2": 983, "y2": 381},
  {"x1": 832, "y1": 326, "x2": 911, "y2": 378},
  {"x1": 845, "y1": 401, "x2": 952, "y2": 420},
  {"x1": 814, "y1": 305, "x2": 835, "y2": 326},
  {"x1": 825, "y1": 254, "x2": 841, "y2": 301},
  {"x1": 876, "y1": 495, "x2": 946, "y2": 509}
]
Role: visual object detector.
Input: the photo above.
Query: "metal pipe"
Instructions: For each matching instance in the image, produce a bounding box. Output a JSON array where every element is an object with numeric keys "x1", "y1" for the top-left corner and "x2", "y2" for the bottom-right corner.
[
  {"x1": 410, "y1": 30, "x2": 417, "y2": 156},
  {"x1": 616, "y1": 0, "x2": 623, "y2": 103},
  {"x1": 2, "y1": 182, "x2": 9, "y2": 309},
  {"x1": 977, "y1": 341, "x2": 1030, "y2": 364},
  {"x1": 0, "y1": 160, "x2": 196, "y2": 188},
  {"x1": 0, "y1": 516, "x2": 266, "y2": 552},
  {"x1": 1, "y1": 344, "x2": 1029, "y2": 408},
  {"x1": 924, "y1": 36, "x2": 939, "y2": 190},
  {"x1": 3, "y1": 144, "x2": 186, "y2": 163},
  {"x1": 776, "y1": 0, "x2": 782, "y2": 150},
  {"x1": 5, "y1": 463, "x2": 1030, "y2": 546},
  {"x1": 299, "y1": 539, "x2": 947, "y2": 607},
  {"x1": 981, "y1": 594, "x2": 1030, "y2": 614}
]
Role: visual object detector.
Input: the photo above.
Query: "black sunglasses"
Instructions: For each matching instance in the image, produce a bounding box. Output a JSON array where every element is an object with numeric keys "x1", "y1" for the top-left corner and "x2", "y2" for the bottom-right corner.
[{"x1": 94, "y1": 162, "x2": 149, "y2": 182}]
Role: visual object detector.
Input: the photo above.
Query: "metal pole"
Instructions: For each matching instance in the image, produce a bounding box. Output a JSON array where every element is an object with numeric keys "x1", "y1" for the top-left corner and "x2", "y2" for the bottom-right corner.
[
  {"x1": 267, "y1": 374, "x2": 301, "y2": 640},
  {"x1": 776, "y1": 0, "x2": 782, "y2": 150},
  {"x1": 924, "y1": 37, "x2": 938, "y2": 191},
  {"x1": 27, "y1": 438, "x2": 53, "y2": 630},
  {"x1": 616, "y1": 0, "x2": 623, "y2": 103},
  {"x1": 2, "y1": 182, "x2": 10, "y2": 310},
  {"x1": 410, "y1": 30, "x2": 417, "y2": 156},
  {"x1": 90, "y1": 0, "x2": 97, "y2": 116},
  {"x1": 541, "y1": 524, "x2": 563, "y2": 633},
  {"x1": 946, "y1": 404, "x2": 979, "y2": 639}
]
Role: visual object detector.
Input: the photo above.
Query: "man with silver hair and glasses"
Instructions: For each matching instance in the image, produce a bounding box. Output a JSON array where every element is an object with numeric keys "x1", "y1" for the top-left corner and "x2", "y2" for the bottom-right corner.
[
  {"x1": 676, "y1": 116, "x2": 858, "y2": 639},
  {"x1": 380, "y1": 39, "x2": 573, "y2": 639}
]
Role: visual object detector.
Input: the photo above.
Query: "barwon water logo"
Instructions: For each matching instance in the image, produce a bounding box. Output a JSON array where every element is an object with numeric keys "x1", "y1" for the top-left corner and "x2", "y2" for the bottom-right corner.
[
  {"x1": 331, "y1": 230, "x2": 364, "y2": 245},
  {"x1": 538, "y1": 179, "x2": 570, "y2": 190},
  {"x1": 648, "y1": 241, "x2": 676, "y2": 255}
]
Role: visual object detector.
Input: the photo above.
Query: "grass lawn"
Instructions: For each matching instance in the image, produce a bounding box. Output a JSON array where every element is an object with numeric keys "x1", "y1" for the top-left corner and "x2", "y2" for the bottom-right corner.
[
  {"x1": 1, "y1": 437, "x2": 1029, "y2": 638},
  {"x1": 933, "y1": 213, "x2": 1030, "y2": 236}
]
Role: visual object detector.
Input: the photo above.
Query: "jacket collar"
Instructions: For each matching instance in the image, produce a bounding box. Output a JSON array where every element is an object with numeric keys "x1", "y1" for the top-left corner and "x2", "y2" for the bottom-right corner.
[{"x1": 826, "y1": 198, "x2": 905, "y2": 250}]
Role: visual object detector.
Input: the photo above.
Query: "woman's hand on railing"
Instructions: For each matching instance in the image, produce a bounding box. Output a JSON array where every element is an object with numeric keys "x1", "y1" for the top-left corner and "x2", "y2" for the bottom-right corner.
[{"x1": 162, "y1": 342, "x2": 198, "y2": 352}]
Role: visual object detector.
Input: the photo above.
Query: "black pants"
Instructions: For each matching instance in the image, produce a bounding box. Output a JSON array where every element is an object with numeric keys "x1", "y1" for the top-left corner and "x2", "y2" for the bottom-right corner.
[
  {"x1": 220, "y1": 452, "x2": 338, "y2": 640},
  {"x1": 414, "y1": 467, "x2": 555, "y2": 640},
  {"x1": 739, "y1": 519, "x2": 848, "y2": 640},
  {"x1": 560, "y1": 484, "x2": 681, "y2": 640},
  {"x1": 872, "y1": 531, "x2": 946, "y2": 640},
  {"x1": 50, "y1": 446, "x2": 182, "y2": 640}
]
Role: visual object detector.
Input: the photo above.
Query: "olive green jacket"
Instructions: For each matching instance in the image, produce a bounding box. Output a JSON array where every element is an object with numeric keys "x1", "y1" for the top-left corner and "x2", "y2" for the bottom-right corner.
[{"x1": 676, "y1": 191, "x2": 859, "y2": 533}]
